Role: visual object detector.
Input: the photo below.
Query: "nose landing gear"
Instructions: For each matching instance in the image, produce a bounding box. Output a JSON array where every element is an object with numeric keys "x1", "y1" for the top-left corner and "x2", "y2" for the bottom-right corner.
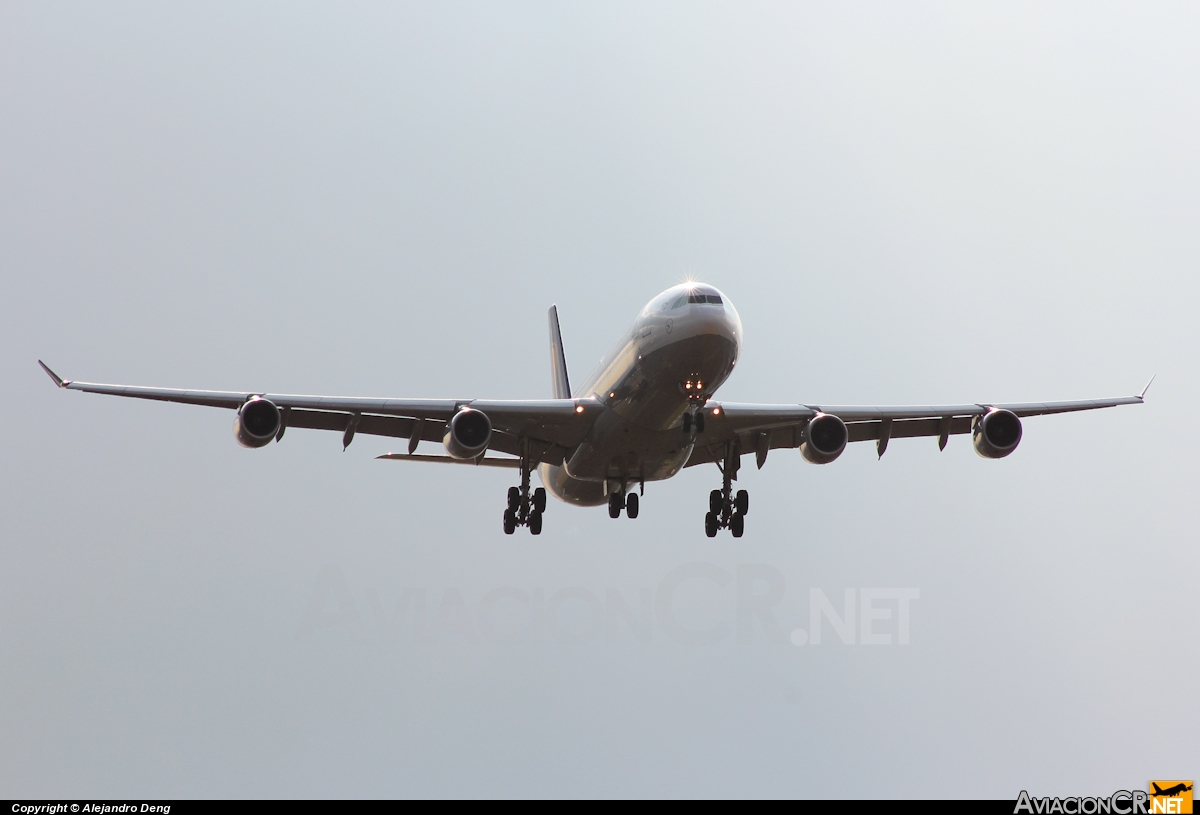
[
  {"x1": 681, "y1": 375, "x2": 709, "y2": 436},
  {"x1": 704, "y1": 442, "x2": 748, "y2": 537},
  {"x1": 503, "y1": 447, "x2": 546, "y2": 535}
]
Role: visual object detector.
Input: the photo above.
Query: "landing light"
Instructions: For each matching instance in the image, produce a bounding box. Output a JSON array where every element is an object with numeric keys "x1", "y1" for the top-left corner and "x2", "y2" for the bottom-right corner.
[
  {"x1": 575, "y1": 405, "x2": 584, "y2": 413},
  {"x1": 712, "y1": 407, "x2": 721, "y2": 415}
]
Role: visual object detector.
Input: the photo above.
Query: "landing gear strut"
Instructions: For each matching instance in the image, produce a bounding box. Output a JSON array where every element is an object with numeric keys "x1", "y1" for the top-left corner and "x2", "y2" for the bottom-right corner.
[
  {"x1": 503, "y1": 442, "x2": 545, "y2": 535},
  {"x1": 705, "y1": 441, "x2": 748, "y2": 537}
]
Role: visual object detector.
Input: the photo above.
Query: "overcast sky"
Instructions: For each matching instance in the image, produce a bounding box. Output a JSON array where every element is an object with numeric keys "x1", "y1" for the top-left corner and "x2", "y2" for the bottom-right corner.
[{"x1": 2, "y1": 0, "x2": 1197, "y2": 798}]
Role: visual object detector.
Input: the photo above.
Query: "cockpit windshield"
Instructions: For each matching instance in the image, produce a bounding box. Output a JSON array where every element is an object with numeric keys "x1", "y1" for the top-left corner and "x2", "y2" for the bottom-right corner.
[{"x1": 667, "y1": 287, "x2": 723, "y2": 309}]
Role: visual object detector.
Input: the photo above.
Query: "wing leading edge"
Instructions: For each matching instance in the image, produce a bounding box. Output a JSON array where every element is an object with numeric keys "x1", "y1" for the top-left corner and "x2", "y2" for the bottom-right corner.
[
  {"x1": 687, "y1": 393, "x2": 1146, "y2": 468},
  {"x1": 39, "y1": 361, "x2": 1147, "y2": 469},
  {"x1": 38, "y1": 361, "x2": 598, "y2": 466}
]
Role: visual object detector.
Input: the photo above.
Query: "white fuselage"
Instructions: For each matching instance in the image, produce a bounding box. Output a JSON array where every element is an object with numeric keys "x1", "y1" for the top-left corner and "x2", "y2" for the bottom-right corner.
[{"x1": 539, "y1": 283, "x2": 742, "y2": 506}]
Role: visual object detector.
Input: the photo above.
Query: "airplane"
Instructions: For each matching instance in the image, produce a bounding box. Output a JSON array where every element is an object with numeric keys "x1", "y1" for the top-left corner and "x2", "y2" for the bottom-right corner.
[
  {"x1": 38, "y1": 282, "x2": 1149, "y2": 537},
  {"x1": 1152, "y1": 784, "x2": 1193, "y2": 798}
]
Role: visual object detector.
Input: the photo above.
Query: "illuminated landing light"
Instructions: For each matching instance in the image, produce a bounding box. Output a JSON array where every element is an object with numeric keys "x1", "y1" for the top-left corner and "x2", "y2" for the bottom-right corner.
[
  {"x1": 697, "y1": 381, "x2": 704, "y2": 390},
  {"x1": 575, "y1": 405, "x2": 584, "y2": 414},
  {"x1": 609, "y1": 392, "x2": 616, "y2": 398},
  {"x1": 712, "y1": 407, "x2": 721, "y2": 416}
]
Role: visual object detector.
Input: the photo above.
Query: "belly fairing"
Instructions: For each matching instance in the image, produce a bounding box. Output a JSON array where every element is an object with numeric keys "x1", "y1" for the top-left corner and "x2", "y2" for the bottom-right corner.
[
  {"x1": 562, "y1": 403, "x2": 696, "y2": 482},
  {"x1": 538, "y1": 463, "x2": 607, "y2": 506}
]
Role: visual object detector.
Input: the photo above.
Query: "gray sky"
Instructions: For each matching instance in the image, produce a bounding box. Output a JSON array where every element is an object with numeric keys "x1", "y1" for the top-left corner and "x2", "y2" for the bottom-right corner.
[{"x1": 2, "y1": 0, "x2": 1197, "y2": 798}]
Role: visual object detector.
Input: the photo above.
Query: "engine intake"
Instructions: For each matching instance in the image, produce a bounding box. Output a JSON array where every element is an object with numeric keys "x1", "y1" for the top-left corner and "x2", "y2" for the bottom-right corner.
[
  {"x1": 973, "y1": 409, "x2": 1022, "y2": 459},
  {"x1": 444, "y1": 407, "x2": 492, "y2": 459},
  {"x1": 801, "y1": 413, "x2": 847, "y2": 464},
  {"x1": 234, "y1": 397, "x2": 281, "y2": 448}
]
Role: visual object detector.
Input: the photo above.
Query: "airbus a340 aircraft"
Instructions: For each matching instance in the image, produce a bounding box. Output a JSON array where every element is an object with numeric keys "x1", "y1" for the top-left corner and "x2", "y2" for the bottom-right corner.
[{"x1": 40, "y1": 283, "x2": 1147, "y2": 537}]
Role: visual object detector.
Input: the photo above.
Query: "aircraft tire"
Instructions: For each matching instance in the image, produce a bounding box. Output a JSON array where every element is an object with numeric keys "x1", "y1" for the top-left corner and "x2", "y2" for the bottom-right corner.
[
  {"x1": 507, "y1": 487, "x2": 521, "y2": 511},
  {"x1": 533, "y1": 487, "x2": 547, "y2": 513},
  {"x1": 503, "y1": 509, "x2": 517, "y2": 535},
  {"x1": 735, "y1": 489, "x2": 749, "y2": 516},
  {"x1": 626, "y1": 492, "x2": 639, "y2": 519},
  {"x1": 731, "y1": 513, "x2": 744, "y2": 538},
  {"x1": 705, "y1": 511, "x2": 718, "y2": 538},
  {"x1": 529, "y1": 510, "x2": 543, "y2": 535},
  {"x1": 709, "y1": 489, "x2": 722, "y2": 513},
  {"x1": 608, "y1": 493, "x2": 623, "y2": 519}
]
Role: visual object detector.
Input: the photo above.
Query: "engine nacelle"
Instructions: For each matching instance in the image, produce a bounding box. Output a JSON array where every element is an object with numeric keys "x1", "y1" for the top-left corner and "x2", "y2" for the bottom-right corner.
[
  {"x1": 973, "y1": 408, "x2": 1022, "y2": 459},
  {"x1": 444, "y1": 407, "x2": 492, "y2": 460},
  {"x1": 801, "y1": 413, "x2": 848, "y2": 464},
  {"x1": 233, "y1": 397, "x2": 281, "y2": 449}
]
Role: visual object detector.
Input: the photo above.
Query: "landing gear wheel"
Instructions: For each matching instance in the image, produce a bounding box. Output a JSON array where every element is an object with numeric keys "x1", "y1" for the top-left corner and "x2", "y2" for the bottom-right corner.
[
  {"x1": 735, "y1": 489, "x2": 749, "y2": 516},
  {"x1": 695, "y1": 411, "x2": 706, "y2": 433},
  {"x1": 533, "y1": 487, "x2": 547, "y2": 513},
  {"x1": 507, "y1": 486, "x2": 521, "y2": 511},
  {"x1": 503, "y1": 509, "x2": 517, "y2": 535},
  {"x1": 608, "y1": 492, "x2": 624, "y2": 519},
  {"x1": 730, "y1": 512, "x2": 745, "y2": 538},
  {"x1": 625, "y1": 492, "x2": 639, "y2": 519},
  {"x1": 705, "y1": 511, "x2": 718, "y2": 537},
  {"x1": 709, "y1": 489, "x2": 723, "y2": 513},
  {"x1": 529, "y1": 510, "x2": 543, "y2": 535}
]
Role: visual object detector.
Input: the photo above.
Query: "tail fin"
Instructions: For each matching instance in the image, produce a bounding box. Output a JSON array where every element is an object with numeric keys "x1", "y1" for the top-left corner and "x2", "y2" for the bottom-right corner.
[
  {"x1": 1153, "y1": 784, "x2": 1164, "y2": 795},
  {"x1": 548, "y1": 305, "x2": 571, "y2": 399}
]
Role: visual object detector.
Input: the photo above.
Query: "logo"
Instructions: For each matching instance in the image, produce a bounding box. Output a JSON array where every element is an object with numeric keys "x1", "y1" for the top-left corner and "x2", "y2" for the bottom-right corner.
[
  {"x1": 1014, "y1": 788, "x2": 1192, "y2": 814},
  {"x1": 1150, "y1": 782, "x2": 1193, "y2": 815}
]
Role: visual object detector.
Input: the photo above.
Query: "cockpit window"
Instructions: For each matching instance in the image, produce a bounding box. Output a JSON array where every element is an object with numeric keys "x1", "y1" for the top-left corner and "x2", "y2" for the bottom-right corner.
[{"x1": 667, "y1": 289, "x2": 723, "y2": 309}]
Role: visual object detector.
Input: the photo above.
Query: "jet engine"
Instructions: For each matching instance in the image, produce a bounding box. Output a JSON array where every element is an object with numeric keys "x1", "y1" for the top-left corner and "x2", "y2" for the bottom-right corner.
[
  {"x1": 234, "y1": 397, "x2": 281, "y2": 448},
  {"x1": 444, "y1": 407, "x2": 492, "y2": 459},
  {"x1": 801, "y1": 413, "x2": 847, "y2": 464},
  {"x1": 973, "y1": 408, "x2": 1022, "y2": 459}
]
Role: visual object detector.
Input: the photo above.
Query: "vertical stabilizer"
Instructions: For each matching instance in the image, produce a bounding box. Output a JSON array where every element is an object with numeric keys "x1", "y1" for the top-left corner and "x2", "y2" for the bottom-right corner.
[{"x1": 548, "y1": 305, "x2": 572, "y2": 399}]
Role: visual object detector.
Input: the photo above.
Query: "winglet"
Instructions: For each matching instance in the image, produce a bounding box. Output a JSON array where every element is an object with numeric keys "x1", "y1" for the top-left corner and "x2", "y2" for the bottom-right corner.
[
  {"x1": 1139, "y1": 374, "x2": 1156, "y2": 400},
  {"x1": 38, "y1": 360, "x2": 68, "y2": 388}
]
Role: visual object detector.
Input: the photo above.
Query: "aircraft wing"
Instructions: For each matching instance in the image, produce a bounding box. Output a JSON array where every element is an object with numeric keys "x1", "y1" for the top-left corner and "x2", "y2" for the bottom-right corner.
[
  {"x1": 686, "y1": 393, "x2": 1146, "y2": 468},
  {"x1": 38, "y1": 362, "x2": 598, "y2": 466}
]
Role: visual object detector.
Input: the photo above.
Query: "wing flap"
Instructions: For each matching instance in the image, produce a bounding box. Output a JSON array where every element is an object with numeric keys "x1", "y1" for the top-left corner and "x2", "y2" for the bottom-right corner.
[
  {"x1": 376, "y1": 453, "x2": 521, "y2": 469},
  {"x1": 846, "y1": 416, "x2": 973, "y2": 442}
]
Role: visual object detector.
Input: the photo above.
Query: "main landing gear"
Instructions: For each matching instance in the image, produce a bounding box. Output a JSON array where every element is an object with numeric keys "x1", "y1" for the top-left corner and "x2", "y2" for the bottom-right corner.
[
  {"x1": 503, "y1": 448, "x2": 545, "y2": 535},
  {"x1": 705, "y1": 442, "x2": 748, "y2": 537},
  {"x1": 607, "y1": 489, "x2": 640, "y2": 519}
]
